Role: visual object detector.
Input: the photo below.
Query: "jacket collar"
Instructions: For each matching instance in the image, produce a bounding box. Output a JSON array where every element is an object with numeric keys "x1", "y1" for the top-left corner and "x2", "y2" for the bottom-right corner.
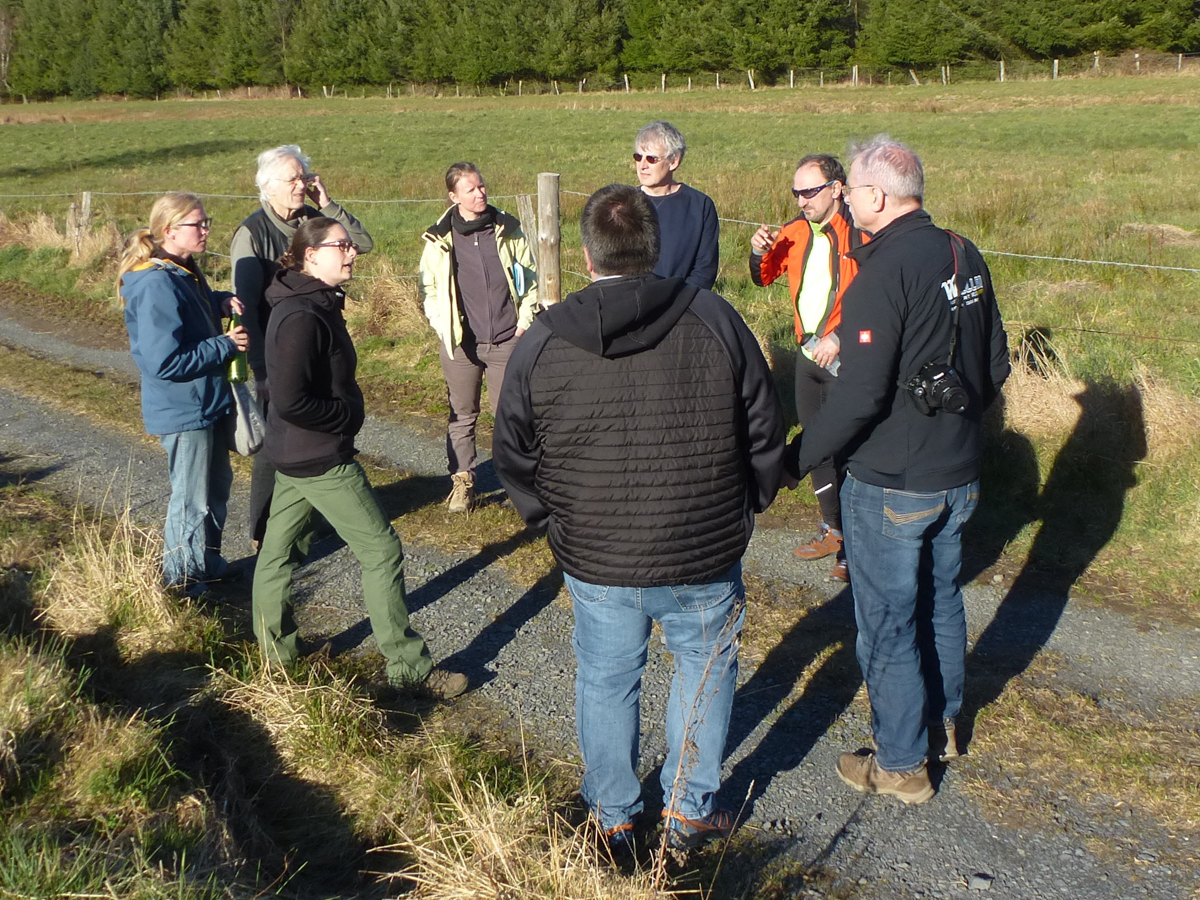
[
  {"x1": 848, "y1": 208, "x2": 932, "y2": 263},
  {"x1": 424, "y1": 205, "x2": 510, "y2": 243}
]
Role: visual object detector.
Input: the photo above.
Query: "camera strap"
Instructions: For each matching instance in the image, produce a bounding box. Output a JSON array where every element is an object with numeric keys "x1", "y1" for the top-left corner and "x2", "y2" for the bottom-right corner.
[{"x1": 944, "y1": 231, "x2": 968, "y2": 368}]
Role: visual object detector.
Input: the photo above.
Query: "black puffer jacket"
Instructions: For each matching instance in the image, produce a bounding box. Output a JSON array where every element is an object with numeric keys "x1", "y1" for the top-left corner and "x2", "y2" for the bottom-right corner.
[
  {"x1": 263, "y1": 268, "x2": 365, "y2": 477},
  {"x1": 494, "y1": 274, "x2": 785, "y2": 587}
]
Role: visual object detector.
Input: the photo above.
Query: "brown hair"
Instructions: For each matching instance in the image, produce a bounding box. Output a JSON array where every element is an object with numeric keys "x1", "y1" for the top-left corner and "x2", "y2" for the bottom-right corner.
[
  {"x1": 116, "y1": 192, "x2": 202, "y2": 299},
  {"x1": 444, "y1": 161, "x2": 482, "y2": 194},
  {"x1": 279, "y1": 216, "x2": 343, "y2": 271}
]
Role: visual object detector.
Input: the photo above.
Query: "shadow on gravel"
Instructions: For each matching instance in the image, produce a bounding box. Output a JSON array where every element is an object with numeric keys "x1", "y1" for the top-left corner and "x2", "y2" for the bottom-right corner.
[
  {"x1": 720, "y1": 588, "x2": 862, "y2": 815},
  {"x1": 439, "y1": 548, "x2": 563, "y2": 687},
  {"x1": 0, "y1": 139, "x2": 258, "y2": 181},
  {"x1": 0, "y1": 451, "x2": 64, "y2": 488},
  {"x1": 963, "y1": 380, "x2": 1147, "y2": 747}
]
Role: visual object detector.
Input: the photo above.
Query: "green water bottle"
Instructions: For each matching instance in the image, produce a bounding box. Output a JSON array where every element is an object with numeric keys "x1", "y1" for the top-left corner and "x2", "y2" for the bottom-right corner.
[{"x1": 227, "y1": 311, "x2": 248, "y2": 383}]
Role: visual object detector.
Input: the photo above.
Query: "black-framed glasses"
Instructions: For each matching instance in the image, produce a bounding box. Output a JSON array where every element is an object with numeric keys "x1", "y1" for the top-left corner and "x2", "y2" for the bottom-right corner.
[
  {"x1": 317, "y1": 240, "x2": 357, "y2": 253},
  {"x1": 633, "y1": 152, "x2": 662, "y2": 164},
  {"x1": 176, "y1": 218, "x2": 213, "y2": 231},
  {"x1": 792, "y1": 180, "x2": 836, "y2": 200}
]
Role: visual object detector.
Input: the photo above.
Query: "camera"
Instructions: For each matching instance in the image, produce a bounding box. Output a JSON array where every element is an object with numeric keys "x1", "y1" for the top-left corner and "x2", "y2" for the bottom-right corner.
[{"x1": 906, "y1": 362, "x2": 968, "y2": 416}]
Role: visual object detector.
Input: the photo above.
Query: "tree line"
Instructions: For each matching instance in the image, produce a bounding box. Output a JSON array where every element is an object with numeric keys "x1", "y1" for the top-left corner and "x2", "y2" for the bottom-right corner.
[{"x1": 2, "y1": 0, "x2": 1198, "y2": 99}]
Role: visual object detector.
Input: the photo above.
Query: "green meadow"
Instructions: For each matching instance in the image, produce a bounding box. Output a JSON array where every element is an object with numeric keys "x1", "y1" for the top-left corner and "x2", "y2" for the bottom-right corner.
[{"x1": 0, "y1": 74, "x2": 1198, "y2": 612}]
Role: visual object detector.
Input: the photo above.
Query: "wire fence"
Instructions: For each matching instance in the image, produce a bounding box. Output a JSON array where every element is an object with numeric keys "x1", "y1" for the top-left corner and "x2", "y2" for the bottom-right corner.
[{"x1": 3, "y1": 186, "x2": 1198, "y2": 344}]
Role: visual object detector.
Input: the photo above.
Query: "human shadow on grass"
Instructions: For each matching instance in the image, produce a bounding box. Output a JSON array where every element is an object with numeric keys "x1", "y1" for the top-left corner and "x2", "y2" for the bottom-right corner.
[
  {"x1": 961, "y1": 379, "x2": 1147, "y2": 748},
  {"x1": 718, "y1": 587, "x2": 863, "y2": 815},
  {"x1": 0, "y1": 139, "x2": 259, "y2": 181}
]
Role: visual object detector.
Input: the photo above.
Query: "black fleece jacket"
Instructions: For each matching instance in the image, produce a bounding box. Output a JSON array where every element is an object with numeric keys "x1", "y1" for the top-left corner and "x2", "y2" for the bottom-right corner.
[
  {"x1": 263, "y1": 269, "x2": 365, "y2": 477},
  {"x1": 494, "y1": 273, "x2": 784, "y2": 587},
  {"x1": 791, "y1": 209, "x2": 1010, "y2": 491}
]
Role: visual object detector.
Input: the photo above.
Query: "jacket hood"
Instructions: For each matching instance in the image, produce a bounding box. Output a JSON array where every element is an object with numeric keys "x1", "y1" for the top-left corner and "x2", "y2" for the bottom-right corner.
[
  {"x1": 539, "y1": 274, "x2": 699, "y2": 358},
  {"x1": 264, "y1": 267, "x2": 346, "y2": 311}
]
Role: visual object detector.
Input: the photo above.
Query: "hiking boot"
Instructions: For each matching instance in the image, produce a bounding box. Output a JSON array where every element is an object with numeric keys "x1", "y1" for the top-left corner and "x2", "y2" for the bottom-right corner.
[
  {"x1": 830, "y1": 556, "x2": 850, "y2": 583},
  {"x1": 447, "y1": 472, "x2": 474, "y2": 513},
  {"x1": 413, "y1": 668, "x2": 469, "y2": 701},
  {"x1": 794, "y1": 524, "x2": 843, "y2": 560},
  {"x1": 662, "y1": 805, "x2": 737, "y2": 850},
  {"x1": 930, "y1": 717, "x2": 960, "y2": 762},
  {"x1": 836, "y1": 750, "x2": 934, "y2": 805}
]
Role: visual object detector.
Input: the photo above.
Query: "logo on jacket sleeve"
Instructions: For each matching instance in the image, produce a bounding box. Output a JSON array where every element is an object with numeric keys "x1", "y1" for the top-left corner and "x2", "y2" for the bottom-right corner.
[{"x1": 858, "y1": 330, "x2": 872, "y2": 344}]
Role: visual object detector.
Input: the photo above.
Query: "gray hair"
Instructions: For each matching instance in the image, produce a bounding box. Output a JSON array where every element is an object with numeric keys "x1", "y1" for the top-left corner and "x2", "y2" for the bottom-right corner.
[
  {"x1": 849, "y1": 135, "x2": 923, "y2": 202},
  {"x1": 635, "y1": 121, "x2": 686, "y2": 164},
  {"x1": 255, "y1": 145, "x2": 312, "y2": 203}
]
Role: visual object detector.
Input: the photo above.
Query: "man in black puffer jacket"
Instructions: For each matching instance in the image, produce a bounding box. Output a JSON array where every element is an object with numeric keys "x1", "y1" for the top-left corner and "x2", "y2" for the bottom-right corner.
[{"x1": 494, "y1": 184, "x2": 784, "y2": 855}]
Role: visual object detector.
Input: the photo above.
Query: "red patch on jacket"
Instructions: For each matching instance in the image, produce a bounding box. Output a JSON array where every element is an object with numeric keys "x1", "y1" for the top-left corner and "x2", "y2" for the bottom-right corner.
[{"x1": 858, "y1": 330, "x2": 872, "y2": 344}]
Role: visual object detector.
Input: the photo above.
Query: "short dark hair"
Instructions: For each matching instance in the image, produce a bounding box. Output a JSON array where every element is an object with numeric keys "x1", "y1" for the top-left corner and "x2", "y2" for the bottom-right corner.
[
  {"x1": 580, "y1": 184, "x2": 660, "y2": 277},
  {"x1": 796, "y1": 153, "x2": 846, "y2": 185},
  {"x1": 445, "y1": 161, "x2": 482, "y2": 193},
  {"x1": 279, "y1": 216, "x2": 342, "y2": 269}
]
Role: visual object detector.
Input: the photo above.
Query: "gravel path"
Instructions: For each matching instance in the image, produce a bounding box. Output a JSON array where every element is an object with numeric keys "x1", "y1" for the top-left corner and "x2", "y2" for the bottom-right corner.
[{"x1": 1, "y1": 314, "x2": 1195, "y2": 900}]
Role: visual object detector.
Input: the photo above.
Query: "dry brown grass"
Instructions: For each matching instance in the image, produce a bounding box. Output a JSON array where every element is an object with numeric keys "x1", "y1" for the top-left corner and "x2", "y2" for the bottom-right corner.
[
  {"x1": 0, "y1": 211, "x2": 123, "y2": 265},
  {"x1": 386, "y1": 741, "x2": 668, "y2": 900},
  {"x1": 351, "y1": 259, "x2": 428, "y2": 339},
  {"x1": 964, "y1": 655, "x2": 1200, "y2": 860},
  {"x1": 38, "y1": 502, "x2": 217, "y2": 662},
  {"x1": 0, "y1": 642, "x2": 76, "y2": 795},
  {"x1": 1119, "y1": 222, "x2": 1200, "y2": 247},
  {"x1": 215, "y1": 663, "x2": 423, "y2": 841}
]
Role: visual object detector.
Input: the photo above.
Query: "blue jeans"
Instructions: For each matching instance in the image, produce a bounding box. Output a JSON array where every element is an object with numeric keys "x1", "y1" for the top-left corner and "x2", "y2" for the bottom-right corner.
[
  {"x1": 842, "y1": 474, "x2": 979, "y2": 772},
  {"x1": 159, "y1": 425, "x2": 233, "y2": 587},
  {"x1": 565, "y1": 563, "x2": 745, "y2": 831}
]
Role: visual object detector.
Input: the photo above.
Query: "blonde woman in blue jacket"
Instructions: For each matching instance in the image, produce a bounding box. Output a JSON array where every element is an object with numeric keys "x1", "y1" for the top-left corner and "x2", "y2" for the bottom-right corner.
[{"x1": 119, "y1": 192, "x2": 249, "y2": 593}]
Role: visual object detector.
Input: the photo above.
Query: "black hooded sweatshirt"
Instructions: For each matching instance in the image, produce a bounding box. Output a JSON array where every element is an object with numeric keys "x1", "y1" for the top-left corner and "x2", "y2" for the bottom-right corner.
[
  {"x1": 493, "y1": 273, "x2": 785, "y2": 587},
  {"x1": 263, "y1": 268, "x2": 365, "y2": 477}
]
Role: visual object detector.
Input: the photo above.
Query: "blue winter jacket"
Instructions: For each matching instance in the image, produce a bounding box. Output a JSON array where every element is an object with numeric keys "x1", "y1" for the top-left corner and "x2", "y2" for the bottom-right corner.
[{"x1": 122, "y1": 257, "x2": 236, "y2": 435}]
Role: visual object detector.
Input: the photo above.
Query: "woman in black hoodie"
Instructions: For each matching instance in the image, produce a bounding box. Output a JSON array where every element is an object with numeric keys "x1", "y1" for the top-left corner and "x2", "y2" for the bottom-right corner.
[{"x1": 252, "y1": 217, "x2": 466, "y2": 699}]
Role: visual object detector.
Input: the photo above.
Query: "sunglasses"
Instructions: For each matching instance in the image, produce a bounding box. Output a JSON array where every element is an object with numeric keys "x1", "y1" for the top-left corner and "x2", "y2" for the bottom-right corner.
[
  {"x1": 317, "y1": 240, "x2": 357, "y2": 253},
  {"x1": 633, "y1": 152, "x2": 662, "y2": 164},
  {"x1": 175, "y1": 217, "x2": 213, "y2": 231},
  {"x1": 792, "y1": 180, "x2": 837, "y2": 200}
]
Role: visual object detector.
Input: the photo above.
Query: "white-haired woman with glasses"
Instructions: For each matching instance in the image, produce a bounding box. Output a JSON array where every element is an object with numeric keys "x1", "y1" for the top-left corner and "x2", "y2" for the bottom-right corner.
[
  {"x1": 633, "y1": 120, "x2": 719, "y2": 290},
  {"x1": 119, "y1": 192, "x2": 249, "y2": 593},
  {"x1": 229, "y1": 144, "x2": 374, "y2": 549}
]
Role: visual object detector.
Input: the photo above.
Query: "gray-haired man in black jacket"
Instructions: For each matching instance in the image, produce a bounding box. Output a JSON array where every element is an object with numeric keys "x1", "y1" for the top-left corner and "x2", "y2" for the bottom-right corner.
[
  {"x1": 493, "y1": 184, "x2": 784, "y2": 856},
  {"x1": 786, "y1": 136, "x2": 1010, "y2": 805}
]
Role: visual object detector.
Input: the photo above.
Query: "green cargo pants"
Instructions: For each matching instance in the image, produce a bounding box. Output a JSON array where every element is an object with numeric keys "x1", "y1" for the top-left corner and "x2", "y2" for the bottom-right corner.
[{"x1": 251, "y1": 461, "x2": 434, "y2": 685}]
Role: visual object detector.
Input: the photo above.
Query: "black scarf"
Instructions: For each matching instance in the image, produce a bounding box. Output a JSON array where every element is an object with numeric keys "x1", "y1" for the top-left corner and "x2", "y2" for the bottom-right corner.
[{"x1": 451, "y1": 205, "x2": 497, "y2": 236}]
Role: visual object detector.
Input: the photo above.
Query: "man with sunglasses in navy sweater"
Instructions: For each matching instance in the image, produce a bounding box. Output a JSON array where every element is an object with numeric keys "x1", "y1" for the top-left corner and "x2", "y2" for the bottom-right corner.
[
  {"x1": 634, "y1": 121, "x2": 719, "y2": 290},
  {"x1": 750, "y1": 154, "x2": 867, "y2": 582}
]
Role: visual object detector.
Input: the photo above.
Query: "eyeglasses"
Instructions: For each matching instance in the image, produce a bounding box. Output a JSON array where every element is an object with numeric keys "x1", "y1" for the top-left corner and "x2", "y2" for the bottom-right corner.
[
  {"x1": 277, "y1": 174, "x2": 312, "y2": 186},
  {"x1": 633, "y1": 152, "x2": 662, "y2": 164},
  {"x1": 175, "y1": 218, "x2": 213, "y2": 232},
  {"x1": 317, "y1": 240, "x2": 357, "y2": 253},
  {"x1": 844, "y1": 184, "x2": 880, "y2": 194},
  {"x1": 792, "y1": 180, "x2": 837, "y2": 200}
]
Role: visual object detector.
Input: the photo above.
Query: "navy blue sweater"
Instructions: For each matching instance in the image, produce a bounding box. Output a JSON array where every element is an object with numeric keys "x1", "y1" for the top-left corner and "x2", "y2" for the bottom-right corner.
[{"x1": 647, "y1": 183, "x2": 719, "y2": 290}]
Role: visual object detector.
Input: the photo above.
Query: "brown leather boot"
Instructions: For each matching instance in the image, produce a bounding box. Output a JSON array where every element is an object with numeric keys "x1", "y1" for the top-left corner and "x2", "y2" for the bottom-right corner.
[{"x1": 794, "y1": 525, "x2": 843, "y2": 560}]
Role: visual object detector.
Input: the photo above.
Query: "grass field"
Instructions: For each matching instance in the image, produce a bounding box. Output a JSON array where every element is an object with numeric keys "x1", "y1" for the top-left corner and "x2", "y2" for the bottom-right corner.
[{"x1": 0, "y1": 75, "x2": 1198, "y2": 616}]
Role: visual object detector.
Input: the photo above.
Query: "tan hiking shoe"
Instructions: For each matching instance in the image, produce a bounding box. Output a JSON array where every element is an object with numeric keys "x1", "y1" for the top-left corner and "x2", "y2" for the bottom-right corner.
[
  {"x1": 930, "y1": 717, "x2": 960, "y2": 761},
  {"x1": 447, "y1": 472, "x2": 474, "y2": 513},
  {"x1": 794, "y1": 525, "x2": 843, "y2": 560},
  {"x1": 836, "y1": 750, "x2": 934, "y2": 804},
  {"x1": 416, "y1": 668, "x2": 469, "y2": 700}
]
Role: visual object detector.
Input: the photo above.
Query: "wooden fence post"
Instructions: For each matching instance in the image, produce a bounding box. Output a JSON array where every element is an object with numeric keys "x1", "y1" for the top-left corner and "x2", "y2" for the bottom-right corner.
[
  {"x1": 517, "y1": 194, "x2": 538, "y2": 269},
  {"x1": 999, "y1": 60, "x2": 1005, "y2": 83},
  {"x1": 537, "y1": 173, "x2": 561, "y2": 307},
  {"x1": 1053, "y1": 59, "x2": 1059, "y2": 79},
  {"x1": 624, "y1": 73, "x2": 630, "y2": 93}
]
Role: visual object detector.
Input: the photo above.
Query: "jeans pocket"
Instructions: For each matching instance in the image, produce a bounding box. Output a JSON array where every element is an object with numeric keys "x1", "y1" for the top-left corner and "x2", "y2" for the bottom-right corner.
[
  {"x1": 668, "y1": 565, "x2": 744, "y2": 612},
  {"x1": 566, "y1": 577, "x2": 609, "y2": 604},
  {"x1": 882, "y1": 488, "x2": 946, "y2": 540}
]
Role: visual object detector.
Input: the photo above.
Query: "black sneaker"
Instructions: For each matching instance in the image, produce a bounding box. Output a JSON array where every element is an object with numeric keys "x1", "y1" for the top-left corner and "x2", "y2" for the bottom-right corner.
[
  {"x1": 662, "y1": 805, "x2": 736, "y2": 850},
  {"x1": 605, "y1": 822, "x2": 637, "y2": 859}
]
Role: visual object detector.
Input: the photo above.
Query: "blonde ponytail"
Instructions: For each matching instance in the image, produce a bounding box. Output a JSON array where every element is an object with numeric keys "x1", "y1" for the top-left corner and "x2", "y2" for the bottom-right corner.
[{"x1": 116, "y1": 192, "x2": 204, "y2": 303}]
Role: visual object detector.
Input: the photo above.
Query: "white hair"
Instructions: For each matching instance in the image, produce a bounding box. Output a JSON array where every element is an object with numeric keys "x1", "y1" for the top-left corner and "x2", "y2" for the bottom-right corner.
[
  {"x1": 849, "y1": 135, "x2": 924, "y2": 202},
  {"x1": 254, "y1": 145, "x2": 311, "y2": 203},
  {"x1": 635, "y1": 121, "x2": 686, "y2": 163}
]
